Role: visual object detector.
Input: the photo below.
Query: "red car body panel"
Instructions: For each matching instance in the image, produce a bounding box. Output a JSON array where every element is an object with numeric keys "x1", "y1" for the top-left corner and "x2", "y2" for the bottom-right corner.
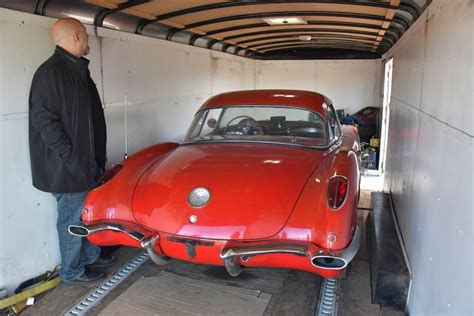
[
  {"x1": 132, "y1": 144, "x2": 323, "y2": 240},
  {"x1": 82, "y1": 142, "x2": 179, "y2": 230},
  {"x1": 80, "y1": 90, "x2": 360, "y2": 279}
]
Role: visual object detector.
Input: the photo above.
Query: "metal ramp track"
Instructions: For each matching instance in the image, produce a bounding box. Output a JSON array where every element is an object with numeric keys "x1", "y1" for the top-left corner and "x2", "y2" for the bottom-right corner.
[
  {"x1": 316, "y1": 278, "x2": 340, "y2": 316},
  {"x1": 64, "y1": 252, "x2": 149, "y2": 316}
]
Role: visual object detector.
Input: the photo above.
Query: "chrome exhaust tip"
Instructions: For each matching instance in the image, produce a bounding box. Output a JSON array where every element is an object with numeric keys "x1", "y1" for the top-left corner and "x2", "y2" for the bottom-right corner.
[
  {"x1": 68, "y1": 225, "x2": 90, "y2": 237},
  {"x1": 69, "y1": 224, "x2": 171, "y2": 266},
  {"x1": 67, "y1": 223, "x2": 145, "y2": 241},
  {"x1": 224, "y1": 257, "x2": 242, "y2": 277},
  {"x1": 141, "y1": 237, "x2": 170, "y2": 266},
  {"x1": 311, "y1": 256, "x2": 347, "y2": 269},
  {"x1": 311, "y1": 226, "x2": 361, "y2": 270}
]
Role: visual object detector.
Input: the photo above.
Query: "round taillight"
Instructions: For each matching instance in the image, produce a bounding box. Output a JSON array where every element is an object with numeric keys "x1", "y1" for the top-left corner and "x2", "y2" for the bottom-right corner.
[
  {"x1": 327, "y1": 176, "x2": 348, "y2": 209},
  {"x1": 96, "y1": 164, "x2": 122, "y2": 187}
]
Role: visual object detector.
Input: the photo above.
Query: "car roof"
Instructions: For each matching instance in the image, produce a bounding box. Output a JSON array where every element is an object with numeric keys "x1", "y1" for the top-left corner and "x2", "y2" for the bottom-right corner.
[{"x1": 199, "y1": 90, "x2": 332, "y2": 117}]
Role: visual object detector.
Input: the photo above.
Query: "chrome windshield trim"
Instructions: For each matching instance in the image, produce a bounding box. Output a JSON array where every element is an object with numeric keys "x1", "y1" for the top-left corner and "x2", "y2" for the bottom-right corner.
[{"x1": 180, "y1": 139, "x2": 331, "y2": 150}]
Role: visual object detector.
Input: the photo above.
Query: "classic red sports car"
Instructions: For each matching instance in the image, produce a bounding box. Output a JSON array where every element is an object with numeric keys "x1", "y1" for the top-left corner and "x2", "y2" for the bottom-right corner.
[{"x1": 69, "y1": 90, "x2": 361, "y2": 279}]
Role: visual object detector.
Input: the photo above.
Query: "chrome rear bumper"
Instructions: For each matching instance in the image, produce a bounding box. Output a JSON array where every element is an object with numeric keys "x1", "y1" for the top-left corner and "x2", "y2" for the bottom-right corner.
[
  {"x1": 68, "y1": 223, "x2": 169, "y2": 266},
  {"x1": 69, "y1": 223, "x2": 360, "y2": 276},
  {"x1": 220, "y1": 226, "x2": 361, "y2": 273},
  {"x1": 220, "y1": 244, "x2": 309, "y2": 260}
]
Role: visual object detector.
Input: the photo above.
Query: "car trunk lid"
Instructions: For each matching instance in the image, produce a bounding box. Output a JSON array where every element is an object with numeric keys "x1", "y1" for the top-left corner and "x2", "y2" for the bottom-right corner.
[{"x1": 132, "y1": 143, "x2": 323, "y2": 240}]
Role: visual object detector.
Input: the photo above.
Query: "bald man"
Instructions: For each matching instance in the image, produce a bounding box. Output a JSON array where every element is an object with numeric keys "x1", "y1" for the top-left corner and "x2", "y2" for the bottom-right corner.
[{"x1": 29, "y1": 18, "x2": 112, "y2": 283}]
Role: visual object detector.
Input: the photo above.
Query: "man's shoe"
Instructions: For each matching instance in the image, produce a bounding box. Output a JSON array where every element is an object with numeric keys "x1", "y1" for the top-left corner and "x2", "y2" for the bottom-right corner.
[
  {"x1": 71, "y1": 269, "x2": 104, "y2": 283},
  {"x1": 86, "y1": 255, "x2": 116, "y2": 269}
]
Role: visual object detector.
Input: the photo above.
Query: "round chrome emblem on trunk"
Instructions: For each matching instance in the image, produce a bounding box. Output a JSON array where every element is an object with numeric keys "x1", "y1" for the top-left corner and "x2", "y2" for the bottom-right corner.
[{"x1": 188, "y1": 187, "x2": 210, "y2": 208}]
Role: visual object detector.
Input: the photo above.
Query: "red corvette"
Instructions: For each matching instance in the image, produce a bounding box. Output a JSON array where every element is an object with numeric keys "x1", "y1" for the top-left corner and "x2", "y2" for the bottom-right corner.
[{"x1": 69, "y1": 90, "x2": 361, "y2": 279}]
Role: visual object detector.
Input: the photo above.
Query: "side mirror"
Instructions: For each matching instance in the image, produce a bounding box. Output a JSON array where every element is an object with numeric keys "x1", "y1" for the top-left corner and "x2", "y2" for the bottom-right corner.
[{"x1": 207, "y1": 118, "x2": 217, "y2": 129}]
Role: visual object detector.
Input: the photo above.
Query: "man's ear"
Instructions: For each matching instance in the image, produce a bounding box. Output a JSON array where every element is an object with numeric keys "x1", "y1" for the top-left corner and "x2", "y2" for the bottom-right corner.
[{"x1": 72, "y1": 31, "x2": 80, "y2": 43}]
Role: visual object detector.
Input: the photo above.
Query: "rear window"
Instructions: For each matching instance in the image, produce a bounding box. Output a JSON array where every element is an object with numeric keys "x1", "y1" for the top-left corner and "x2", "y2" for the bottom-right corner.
[{"x1": 184, "y1": 106, "x2": 328, "y2": 147}]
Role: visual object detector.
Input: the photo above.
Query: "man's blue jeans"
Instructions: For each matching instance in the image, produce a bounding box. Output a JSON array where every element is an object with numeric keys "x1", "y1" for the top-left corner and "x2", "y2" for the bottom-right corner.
[{"x1": 52, "y1": 192, "x2": 100, "y2": 282}]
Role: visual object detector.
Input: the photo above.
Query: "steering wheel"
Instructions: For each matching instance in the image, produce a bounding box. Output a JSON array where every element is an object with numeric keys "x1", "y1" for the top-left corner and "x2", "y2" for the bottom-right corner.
[{"x1": 224, "y1": 115, "x2": 263, "y2": 135}]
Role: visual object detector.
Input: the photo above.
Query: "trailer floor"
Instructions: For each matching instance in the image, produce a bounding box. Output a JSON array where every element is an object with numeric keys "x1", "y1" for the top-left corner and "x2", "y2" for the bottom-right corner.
[{"x1": 21, "y1": 191, "x2": 403, "y2": 316}]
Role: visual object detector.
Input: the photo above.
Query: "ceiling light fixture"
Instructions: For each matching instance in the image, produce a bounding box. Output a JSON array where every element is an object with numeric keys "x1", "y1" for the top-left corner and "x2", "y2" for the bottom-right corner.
[
  {"x1": 263, "y1": 17, "x2": 307, "y2": 25},
  {"x1": 298, "y1": 35, "x2": 312, "y2": 41}
]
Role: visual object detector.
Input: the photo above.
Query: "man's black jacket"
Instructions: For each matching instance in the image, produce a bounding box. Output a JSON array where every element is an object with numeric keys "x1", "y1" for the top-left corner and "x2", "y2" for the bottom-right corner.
[{"x1": 29, "y1": 46, "x2": 107, "y2": 193}]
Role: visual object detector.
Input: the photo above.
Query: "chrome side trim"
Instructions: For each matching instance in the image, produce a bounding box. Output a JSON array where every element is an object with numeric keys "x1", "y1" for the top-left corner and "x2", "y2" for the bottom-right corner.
[
  {"x1": 68, "y1": 223, "x2": 144, "y2": 241},
  {"x1": 220, "y1": 244, "x2": 308, "y2": 260}
]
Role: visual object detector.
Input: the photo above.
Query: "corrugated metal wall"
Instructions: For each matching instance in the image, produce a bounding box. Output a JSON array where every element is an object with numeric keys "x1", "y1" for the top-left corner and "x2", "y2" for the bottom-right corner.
[{"x1": 384, "y1": 0, "x2": 473, "y2": 314}]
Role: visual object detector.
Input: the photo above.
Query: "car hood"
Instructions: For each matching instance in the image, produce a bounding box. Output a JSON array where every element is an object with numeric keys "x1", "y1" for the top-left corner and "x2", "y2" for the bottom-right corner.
[{"x1": 132, "y1": 143, "x2": 322, "y2": 240}]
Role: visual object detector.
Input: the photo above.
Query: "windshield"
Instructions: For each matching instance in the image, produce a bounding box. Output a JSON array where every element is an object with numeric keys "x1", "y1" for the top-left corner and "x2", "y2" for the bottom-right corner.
[{"x1": 184, "y1": 106, "x2": 328, "y2": 147}]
